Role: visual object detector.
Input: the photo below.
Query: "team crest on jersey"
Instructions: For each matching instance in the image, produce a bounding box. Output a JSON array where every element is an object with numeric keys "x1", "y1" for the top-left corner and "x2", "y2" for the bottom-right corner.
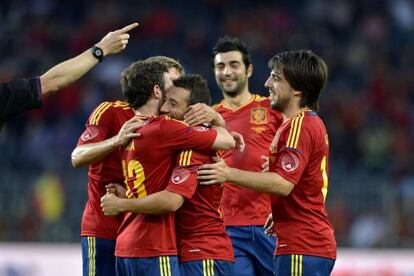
[
  {"x1": 280, "y1": 150, "x2": 300, "y2": 172},
  {"x1": 171, "y1": 167, "x2": 191, "y2": 184},
  {"x1": 80, "y1": 126, "x2": 99, "y2": 141},
  {"x1": 250, "y1": 108, "x2": 267, "y2": 125}
]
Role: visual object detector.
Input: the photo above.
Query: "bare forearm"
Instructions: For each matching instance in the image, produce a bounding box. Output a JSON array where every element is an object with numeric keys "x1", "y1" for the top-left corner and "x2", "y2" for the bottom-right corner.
[
  {"x1": 119, "y1": 191, "x2": 184, "y2": 215},
  {"x1": 71, "y1": 136, "x2": 118, "y2": 167},
  {"x1": 227, "y1": 168, "x2": 293, "y2": 196},
  {"x1": 40, "y1": 50, "x2": 98, "y2": 97},
  {"x1": 212, "y1": 126, "x2": 235, "y2": 150}
]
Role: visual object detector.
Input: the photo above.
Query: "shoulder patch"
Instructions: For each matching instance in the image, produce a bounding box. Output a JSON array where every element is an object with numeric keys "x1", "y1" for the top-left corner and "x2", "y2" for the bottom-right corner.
[
  {"x1": 280, "y1": 150, "x2": 300, "y2": 172},
  {"x1": 171, "y1": 167, "x2": 191, "y2": 184},
  {"x1": 80, "y1": 125, "x2": 100, "y2": 141}
]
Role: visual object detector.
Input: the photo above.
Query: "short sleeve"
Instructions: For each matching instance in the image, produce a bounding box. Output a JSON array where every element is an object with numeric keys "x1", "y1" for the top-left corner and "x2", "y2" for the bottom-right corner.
[
  {"x1": 77, "y1": 102, "x2": 114, "y2": 146},
  {"x1": 166, "y1": 165, "x2": 198, "y2": 199},
  {"x1": 166, "y1": 149, "x2": 212, "y2": 199},
  {"x1": 271, "y1": 120, "x2": 312, "y2": 185}
]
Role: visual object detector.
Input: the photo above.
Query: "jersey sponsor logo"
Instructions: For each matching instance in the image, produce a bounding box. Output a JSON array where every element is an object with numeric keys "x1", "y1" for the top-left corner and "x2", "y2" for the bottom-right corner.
[
  {"x1": 80, "y1": 126, "x2": 99, "y2": 141},
  {"x1": 250, "y1": 107, "x2": 267, "y2": 125},
  {"x1": 171, "y1": 167, "x2": 191, "y2": 184},
  {"x1": 280, "y1": 151, "x2": 300, "y2": 172}
]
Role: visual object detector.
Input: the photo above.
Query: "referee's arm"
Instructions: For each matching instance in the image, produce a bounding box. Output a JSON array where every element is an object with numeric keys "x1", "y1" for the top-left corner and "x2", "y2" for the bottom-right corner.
[{"x1": 0, "y1": 22, "x2": 138, "y2": 126}]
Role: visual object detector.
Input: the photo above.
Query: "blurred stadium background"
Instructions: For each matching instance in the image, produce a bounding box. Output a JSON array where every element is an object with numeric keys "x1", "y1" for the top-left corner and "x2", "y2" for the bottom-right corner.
[{"x1": 0, "y1": 0, "x2": 413, "y2": 275}]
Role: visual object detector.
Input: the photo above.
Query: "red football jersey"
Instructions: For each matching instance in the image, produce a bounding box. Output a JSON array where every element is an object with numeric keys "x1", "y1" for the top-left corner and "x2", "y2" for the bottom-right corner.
[
  {"x1": 115, "y1": 116, "x2": 218, "y2": 258},
  {"x1": 214, "y1": 95, "x2": 283, "y2": 226},
  {"x1": 166, "y1": 150, "x2": 234, "y2": 262},
  {"x1": 77, "y1": 101, "x2": 134, "y2": 240},
  {"x1": 269, "y1": 111, "x2": 336, "y2": 259}
]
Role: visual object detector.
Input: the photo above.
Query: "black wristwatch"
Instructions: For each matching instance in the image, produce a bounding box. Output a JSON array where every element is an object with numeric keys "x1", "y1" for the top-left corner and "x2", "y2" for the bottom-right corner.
[{"x1": 91, "y1": 45, "x2": 104, "y2": 62}]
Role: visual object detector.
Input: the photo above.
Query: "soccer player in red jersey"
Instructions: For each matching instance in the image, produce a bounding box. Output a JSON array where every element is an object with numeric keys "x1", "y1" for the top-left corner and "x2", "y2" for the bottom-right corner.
[
  {"x1": 198, "y1": 50, "x2": 337, "y2": 275},
  {"x1": 101, "y1": 75, "x2": 236, "y2": 276},
  {"x1": 71, "y1": 57, "x2": 184, "y2": 276},
  {"x1": 184, "y1": 36, "x2": 283, "y2": 276},
  {"x1": 105, "y1": 63, "x2": 235, "y2": 276}
]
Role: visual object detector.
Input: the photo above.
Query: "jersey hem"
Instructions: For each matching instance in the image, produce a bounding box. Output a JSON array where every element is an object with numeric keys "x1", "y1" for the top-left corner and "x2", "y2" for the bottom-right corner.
[
  {"x1": 179, "y1": 256, "x2": 234, "y2": 263},
  {"x1": 81, "y1": 231, "x2": 117, "y2": 240},
  {"x1": 275, "y1": 250, "x2": 336, "y2": 260},
  {"x1": 115, "y1": 250, "x2": 178, "y2": 258}
]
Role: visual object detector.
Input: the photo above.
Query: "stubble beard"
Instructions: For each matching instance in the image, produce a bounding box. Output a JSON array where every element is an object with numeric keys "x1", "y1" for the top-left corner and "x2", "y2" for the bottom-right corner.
[{"x1": 220, "y1": 79, "x2": 247, "y2": 98}]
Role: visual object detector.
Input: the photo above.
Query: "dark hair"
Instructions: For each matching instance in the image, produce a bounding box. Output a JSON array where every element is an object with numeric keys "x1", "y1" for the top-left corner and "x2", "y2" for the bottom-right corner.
[
  {"x1": 211, "y1": 36, "x2": 252, "y2": 68},
  {"x1": 268, "y1": 50, "x2": 328, "y2": 111},
  {"x1": 145, "y1": 56, "x2": 185, "y2": 75},
  {"x1": 172, "y1": 74, "x2": 212, "y2": 106},
  {"x1": 121, "y1": 60, "x2": 168, "y2": 109}
]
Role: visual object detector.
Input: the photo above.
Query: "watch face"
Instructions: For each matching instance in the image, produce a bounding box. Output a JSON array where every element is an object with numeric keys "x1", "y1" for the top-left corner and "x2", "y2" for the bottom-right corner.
[{"x1": 95, "y1": 48, "x2": 103, "y2": 56}]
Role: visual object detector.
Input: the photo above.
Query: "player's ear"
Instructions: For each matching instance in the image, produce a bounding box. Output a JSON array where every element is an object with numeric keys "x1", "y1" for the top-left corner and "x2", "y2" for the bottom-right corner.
[
  {"x1": 153, "y1": 84, "x2": 162, "y2": 99},
  {"x1": 246, "y1": 64, "x2": 253, "y2": 78},
  {"x1": 293, "y1": 89, "x2": 302, "y2": 97}
]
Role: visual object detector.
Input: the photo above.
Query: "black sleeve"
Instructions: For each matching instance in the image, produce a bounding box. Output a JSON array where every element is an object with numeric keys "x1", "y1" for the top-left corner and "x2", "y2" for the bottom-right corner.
[{"x1": 0, "y1": 78, "x2": 42, "y2": 121}]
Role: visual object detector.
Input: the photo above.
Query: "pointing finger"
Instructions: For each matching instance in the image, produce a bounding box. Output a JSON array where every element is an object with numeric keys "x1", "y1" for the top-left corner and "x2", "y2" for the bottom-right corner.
[{"x1": 119, "y1": 22, "x2": 139, "y2": 33}]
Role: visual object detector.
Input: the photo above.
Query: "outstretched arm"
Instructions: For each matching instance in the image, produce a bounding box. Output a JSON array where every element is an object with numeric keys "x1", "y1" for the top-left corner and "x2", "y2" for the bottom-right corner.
[
  {"x1": 101, "y1": 190, "x2": 185, "y2": 216},
  {"x1": 40, "y1": 22, "x2": 138, "y2": 97},
  {"x1": 197, "y1": 157, "x2": 294, "y2": 196}
]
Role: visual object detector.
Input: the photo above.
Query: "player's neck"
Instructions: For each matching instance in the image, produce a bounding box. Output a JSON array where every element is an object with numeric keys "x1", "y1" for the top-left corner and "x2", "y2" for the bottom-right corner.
[
  {"x1": 134, "y1": 102, "x2": 158, "y2": 116},
  {"x1": 223, "y1": 91, "x2": 253, "y2": 109},
  {"x1": 284, "y1": 105, "x2": 312, "y2": 119}
]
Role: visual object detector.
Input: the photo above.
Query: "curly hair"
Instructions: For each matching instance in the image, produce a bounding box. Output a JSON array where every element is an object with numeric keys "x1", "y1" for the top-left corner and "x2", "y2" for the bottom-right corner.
[{"x1": 121, "y1": 60, "x2": 169, "y2": 109}]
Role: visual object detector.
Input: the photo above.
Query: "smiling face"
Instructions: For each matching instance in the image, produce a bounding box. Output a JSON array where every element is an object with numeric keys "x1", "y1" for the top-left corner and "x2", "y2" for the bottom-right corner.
[
  {"x1": 264, "y1": 68, "x2": 293, "y2": 112},
  {"x1": 213, "y1": 51, "x2": 251, "y2": 97},
  {"x1": 160, "y1": 86, "x2": 191, "y2": 120}
]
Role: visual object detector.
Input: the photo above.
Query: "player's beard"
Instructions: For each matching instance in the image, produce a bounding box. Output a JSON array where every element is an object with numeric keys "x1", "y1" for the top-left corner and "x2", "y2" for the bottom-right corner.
[
  {"x1": 270, "y1": 93, "x2": 289, "y2": 112},
  {"x1": 217, "y1": 76, "x2": 247, "y2": 98}
]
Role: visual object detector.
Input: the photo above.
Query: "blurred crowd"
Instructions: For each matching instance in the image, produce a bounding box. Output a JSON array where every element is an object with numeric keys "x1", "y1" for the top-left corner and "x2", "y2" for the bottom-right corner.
[{"x1": 0, "y1": 0, "x2": 413, "y2": 247}]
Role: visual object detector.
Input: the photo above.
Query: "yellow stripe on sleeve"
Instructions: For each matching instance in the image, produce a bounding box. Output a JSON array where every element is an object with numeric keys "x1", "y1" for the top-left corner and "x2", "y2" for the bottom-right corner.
[
  {"x1": 286, "y1": 117, "x2": 298, "y2": 147},
  {"x1": 293, "y1": 114, "x2": 305, "y2": 148},
  {"x1": 186, "y1": 150, "x2": 193, "y2": 166},
  {"x1": 90, "y1": 102, "x2": 109, "y2": 125},
  {"x1": 94, "y1": 103, "x2": 112, "y2": 125},
  {"x1": 299, "y1": 255, "x2": 303, "y2": 276},
  {"x1": 290, "y1": 113, "x2": 303, "y2": 147},
  {"x1": 287, "y1": 113, "x2": 305, "y2": 149}
]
